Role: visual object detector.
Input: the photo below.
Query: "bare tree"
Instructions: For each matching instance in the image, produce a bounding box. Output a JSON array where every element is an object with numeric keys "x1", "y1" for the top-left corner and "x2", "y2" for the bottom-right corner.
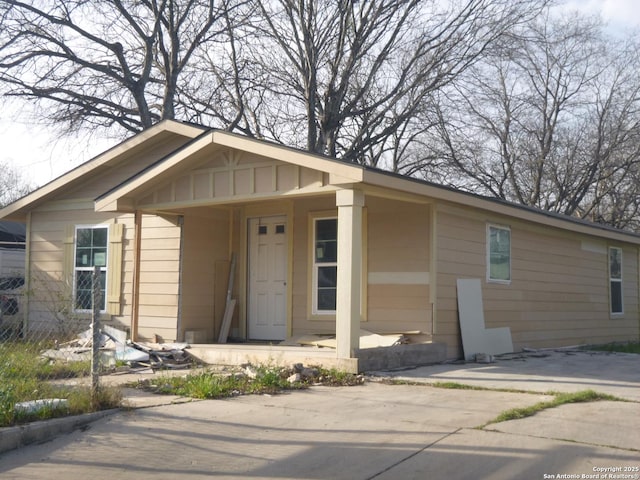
[
  {"x1": 422, "y1": 11, "x2": 640, "y2": 229},
  {"x1": 242, "y1": 0, "x2": 547, "y2": 164},
  {"x1": 0, "y1": 0, "x2": 242, "y2": 135},
  {"x1": 0, "y1": 160, "x2": 33, "y2": 206}
]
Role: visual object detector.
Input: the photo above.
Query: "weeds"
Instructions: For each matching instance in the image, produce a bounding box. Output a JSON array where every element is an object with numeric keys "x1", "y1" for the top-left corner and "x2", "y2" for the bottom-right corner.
[
  {"x1": 485, "y1": 389, "x2": 623, "y2": 426},
  {"x1": 0, "y1": 341, "x2": 120, "y2": 427},
  {"x1": 135, "y1": 365, "x2": 363, "y2": 399},
  {"x1": 583, "y1": 342, "x2": 640, "y2": 354}
]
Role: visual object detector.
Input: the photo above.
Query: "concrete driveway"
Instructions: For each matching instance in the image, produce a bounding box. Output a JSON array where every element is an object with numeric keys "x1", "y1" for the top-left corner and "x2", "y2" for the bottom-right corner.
[{"x1": 0, "y1": 350, "x2": 638, "y2": 479}]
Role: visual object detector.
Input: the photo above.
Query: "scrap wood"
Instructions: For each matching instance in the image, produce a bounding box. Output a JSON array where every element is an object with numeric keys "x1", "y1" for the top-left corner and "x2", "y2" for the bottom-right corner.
[
  {"x1": 103, "y1": 324, "x2": 127, "y2": 344},
  {"x1": 282, "y1": 329, "x2": 406, "y2": 349},
  {"x1": 359, "y1": 330, "x2": 405, "y2": 348},
  {"x1": 131, "y1": 341, "x2": 193, "y2": 370},
  {"x1": 280, "y1": 334, "x2": 334, "y2": 347},
  {"x1": 43, "y1": 327, "x2": 150, "y2": 363},
  {"x1": 132, "y1": 341, "x2": 190, "y2": 352},
  {"x1": 218, "y1": 253, "x2": 237, "y2": 344},
  {"x1": 41, "y1": 348, "x2": 91, "y2": 362},
  {"x1": 456, "y1": 278, "x2": 513, "y2": 360}
]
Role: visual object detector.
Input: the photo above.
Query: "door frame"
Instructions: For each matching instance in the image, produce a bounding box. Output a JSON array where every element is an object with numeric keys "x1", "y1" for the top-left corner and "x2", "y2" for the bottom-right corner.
[
  {"x1": 247, "y1": 214, "x2": 288, "y2": 340},
  {"x1": 239, "y1": 202, "x2": 294, "y2": 340}
]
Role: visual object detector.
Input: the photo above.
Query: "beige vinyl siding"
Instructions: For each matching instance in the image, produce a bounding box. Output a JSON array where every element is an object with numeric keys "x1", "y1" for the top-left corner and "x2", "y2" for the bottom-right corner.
[
  {"x1": 291, "y1": 196, "x2": 334, "y2": 334},
  {"x1": 289, "y1": 195, "x2": 432, "y2": 337},
  {"x1": 136, "y1": 214, "x2": 181, "y2": 341},
  {"x1": 27, "y1": 208, "x2": 134, "y2": 332},
  {"x1": 434, "y1": 202, "x2": 639, "y2": 358},
  {"x1": 365, "y1": 197, "x2": 431, "y2": 334},
  {"x1": 180, "y1": 208, "x2": 230, "y2": 342}
]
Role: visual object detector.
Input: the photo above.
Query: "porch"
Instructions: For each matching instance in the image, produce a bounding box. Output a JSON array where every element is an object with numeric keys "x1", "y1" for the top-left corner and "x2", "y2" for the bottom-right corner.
[
  {"x1": 187, "y1": 341, "x2": 447, "y2": 373},
  {"x1": 95, "y1": 135, "x2": 437, "y2": 371}
]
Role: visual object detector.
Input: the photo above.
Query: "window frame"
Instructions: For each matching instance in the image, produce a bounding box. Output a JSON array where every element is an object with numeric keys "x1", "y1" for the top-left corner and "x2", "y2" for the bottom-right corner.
[
  {"x1": 306, "y1": 210, "x2": 367, "y2": 322},
  {"x1": 73, "y1": 225, "x2": 109, "y2": 313},
  {"x1": 311, "y1": 216, "x2": 338, "y2": 315},
  {"x1": 486, "y1": 224, "x2": 511, "y2": 284},
  {"x1": 608, "y1": 246, "x2": 623, "y2": 315}
]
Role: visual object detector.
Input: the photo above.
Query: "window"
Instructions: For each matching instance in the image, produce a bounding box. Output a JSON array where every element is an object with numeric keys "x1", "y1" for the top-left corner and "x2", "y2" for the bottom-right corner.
[
  {"x1": 313, "y1": 217, "x2": 337, "y2": 313},
  {"x1": 487, "y1": 225, "x2": 511, "y2": 283},
  {"x1": 609, "y1": 247, "x2": 623, "y2": 314},
  {"x1": 74, "y1": 226, "x2": 108, "y2": 311}
]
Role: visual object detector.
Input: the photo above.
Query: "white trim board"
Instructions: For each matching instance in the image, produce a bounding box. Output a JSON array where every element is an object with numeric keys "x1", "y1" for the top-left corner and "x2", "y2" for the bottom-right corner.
[{"x1": 456, "y1": 278, "x2": 513, "y2": 360}]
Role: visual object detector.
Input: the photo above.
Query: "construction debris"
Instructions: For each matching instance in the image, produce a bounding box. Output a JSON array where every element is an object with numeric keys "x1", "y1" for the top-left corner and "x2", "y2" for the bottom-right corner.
[
  {"x1": 14, "y1": 398, "x2": 68, "y2": 415},
  {"x1": 474, "y1": 353, "x2": 495, "y2": 364},
  {"x1": 132, "y1": 341, "x2": 193, "y2": 370},
  {"x1": 280, "y1": 329, "x2": 414, "y2": 349},
  {"x1": 456, "y1": 278, "x2": 513, "y2": 360},
  {"x1": 40, "y1": 328, "x2": 194, "y2": 370}
]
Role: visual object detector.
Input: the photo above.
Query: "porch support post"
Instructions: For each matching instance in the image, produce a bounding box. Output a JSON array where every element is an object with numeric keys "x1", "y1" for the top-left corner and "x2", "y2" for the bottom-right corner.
[{"x1": 335, "y1": 188, "x2": 364, "y2": 359}]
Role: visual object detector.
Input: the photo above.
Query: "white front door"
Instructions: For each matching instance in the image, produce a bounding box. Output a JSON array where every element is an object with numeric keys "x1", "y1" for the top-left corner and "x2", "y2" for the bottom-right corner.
[{"x1": 248, "y1": 215, "x2": 288, "y2": 340}]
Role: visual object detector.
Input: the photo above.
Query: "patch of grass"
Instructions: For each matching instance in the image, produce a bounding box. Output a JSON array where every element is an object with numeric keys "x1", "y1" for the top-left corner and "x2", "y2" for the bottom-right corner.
[
  {"x1": 430, "y1": 381, "x2": 492, "y2": 391},
  {"x1": 485, "y1": 389, "x2": 623, "y2": 426},
  {"x1": 583, "y1": 342, "x2": 640, "y2": 354},
  {"x1": 136, "y1": 364, "x2": 363, "y2": 399},
  {"x1": 377, "y1": 378, "x2": 538, "y2": 395},
  {"x1": 381, "y1": 379, "x2": 492, "y2": 390},
  {"x1": 144, "y1": 366, "x2": 305, "y2": 399},
  {"x1": 0, "y1": 341, "x2": 120, "y2": 427}
]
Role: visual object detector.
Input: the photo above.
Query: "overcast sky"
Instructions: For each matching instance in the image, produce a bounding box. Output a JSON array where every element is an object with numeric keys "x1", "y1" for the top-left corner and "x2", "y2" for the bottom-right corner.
[{"x1": 1, "y1": 0, "x2": 639, "y2": 188}]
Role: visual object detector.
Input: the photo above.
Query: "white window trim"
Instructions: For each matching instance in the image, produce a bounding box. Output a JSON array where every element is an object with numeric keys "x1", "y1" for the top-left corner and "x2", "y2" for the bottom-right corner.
[
  {"x1": 74, "y1": 225, "x2": 109, "y2": 313},
  {"x1": 307, "y1": 210, "x2": 368, "y2": 322},
  {"x1": 312, "y1": 216, "x2": 338, "y2": 315},
  {"x1": 609, "y1": 246, "x2": 623, "y2": 315},
  {"x1": 486, "y1": 224, "x2": 511, "y2": 284}
]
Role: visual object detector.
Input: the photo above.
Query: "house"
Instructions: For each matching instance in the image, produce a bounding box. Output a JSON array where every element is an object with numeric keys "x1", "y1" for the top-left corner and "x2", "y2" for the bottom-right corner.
[{"x1": 1, "y1": 120, "x2": 638, "y2": 371}]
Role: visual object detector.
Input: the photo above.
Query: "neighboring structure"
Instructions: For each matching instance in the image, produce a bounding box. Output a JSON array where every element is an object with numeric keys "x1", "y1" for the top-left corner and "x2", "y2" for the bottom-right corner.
[
  {"x1": 0, "y1": 220, "x2": 26, "y2": 276},
  {"x1": 0, "y1": 220, "x2": 26, "y2": 325},
  {"x1": 0, "y1": 120, "x2": 638, "y2": 370}
]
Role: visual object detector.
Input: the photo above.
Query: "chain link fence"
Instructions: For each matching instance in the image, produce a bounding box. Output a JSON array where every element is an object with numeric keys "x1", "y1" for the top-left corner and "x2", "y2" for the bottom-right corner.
[{"x1": 0, "y1": 266, "x2": 122, "y2": 426}]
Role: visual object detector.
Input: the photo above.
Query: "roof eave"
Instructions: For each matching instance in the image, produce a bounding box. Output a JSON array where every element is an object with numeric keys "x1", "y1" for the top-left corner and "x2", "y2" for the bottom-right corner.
[
  {"x1": 0, "y1": 120, "x2": 207, "y2": 220},
  {"x1": 362, "y1": 169, "x2": 640, "y2": 245}
]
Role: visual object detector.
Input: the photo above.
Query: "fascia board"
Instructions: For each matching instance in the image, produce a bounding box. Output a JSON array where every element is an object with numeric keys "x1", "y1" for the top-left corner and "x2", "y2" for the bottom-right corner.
[
  {"x1": 362, "y1": 169, "x2": 640, "y2": 245},
  {"x1": 95, "y1": 132, "x2": 215, "y2": 212},
  {"x1": 0, "y1": 120, "x2": 206, "y2": 220},
  {"x1": 211, "y1": 131, "x2": 364, "y2": 182}
]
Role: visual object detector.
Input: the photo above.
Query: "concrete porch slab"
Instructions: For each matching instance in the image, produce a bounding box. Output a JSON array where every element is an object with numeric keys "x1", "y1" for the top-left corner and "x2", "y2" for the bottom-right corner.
[
  {"x1": 186, "y1": 343, "x2": 358, "y2": 372},
  {"x1": 187, "y1": 341, "x2": 447, "y2": 373}
]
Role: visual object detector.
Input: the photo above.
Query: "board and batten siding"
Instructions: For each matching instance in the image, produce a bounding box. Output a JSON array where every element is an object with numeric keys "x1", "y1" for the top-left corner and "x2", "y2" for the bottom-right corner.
[
  {"x1": 27, "y1": 207, "x2": 134, "y2": 332},
  {"x1": 434, "y1": 202, "x2": 639, "y2": 358}
]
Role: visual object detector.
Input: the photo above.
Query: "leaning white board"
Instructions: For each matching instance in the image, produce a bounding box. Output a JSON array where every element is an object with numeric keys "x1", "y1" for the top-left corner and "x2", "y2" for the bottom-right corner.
[{"x1": 456, "y1": 278, "x2": 513, "y2": 360}]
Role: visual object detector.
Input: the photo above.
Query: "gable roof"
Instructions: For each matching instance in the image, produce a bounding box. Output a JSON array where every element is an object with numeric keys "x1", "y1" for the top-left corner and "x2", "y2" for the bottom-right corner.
[
  {"x1": 2, "y1": 120, "x2": 639, "y2": 245},
  {"x1": 96, "y1": 127, "x2": 640, "y2": 245},
  {"x1": 94, "y1": 129, "x2": 364, "y2": 212},
  {"x1": 0, "y1": 120, "x2": 207, "y2": 221}
]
